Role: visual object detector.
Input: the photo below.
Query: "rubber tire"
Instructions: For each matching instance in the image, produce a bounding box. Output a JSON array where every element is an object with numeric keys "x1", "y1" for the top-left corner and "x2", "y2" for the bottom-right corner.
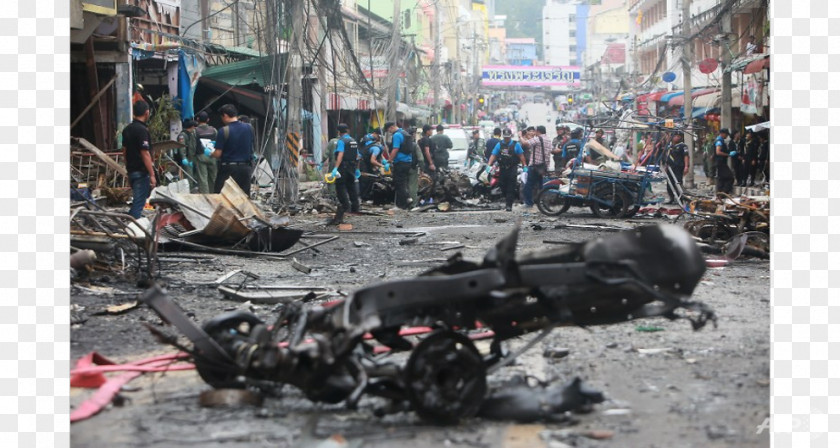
[
  {"x1": 536, "y1": 187, "x2": 571, "y2": 216},
  {"x1": 404, "y1": 331, "x2": 487, "y2": 425},
  {"x1": 589, "y1": 184, "x2": 630, "y2": 218},
  {"x1": 623, "y1": 205, "x2": 641, "y2": 218}
]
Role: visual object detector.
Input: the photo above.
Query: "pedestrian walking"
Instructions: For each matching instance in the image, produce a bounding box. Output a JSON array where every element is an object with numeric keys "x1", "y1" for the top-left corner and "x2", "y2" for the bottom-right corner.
[
  {"x1": 487, "y1": 128, "x2": 526, "y2": 211},
  {"x1": 209, "y1": 104, "x2": 254, "y2": 195},
  {"x1": 122, "y1": 101, "x2": 155, "y2": 218}
]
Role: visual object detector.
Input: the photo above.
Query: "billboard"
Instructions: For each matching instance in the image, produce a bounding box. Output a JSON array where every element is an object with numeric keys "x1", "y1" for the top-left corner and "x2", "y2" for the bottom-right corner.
[{"x1": 481, "y1": 65, "x2": 581, "y2": 87}]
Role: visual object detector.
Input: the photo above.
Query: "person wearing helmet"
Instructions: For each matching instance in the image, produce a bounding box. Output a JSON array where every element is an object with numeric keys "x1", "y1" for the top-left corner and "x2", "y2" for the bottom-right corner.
[
  {"x1": 487, "y1": 128, "x2": 526, "y2": 211},
  {"x1": 553, "y1": 127, "x2": 583, "y2": 171}
]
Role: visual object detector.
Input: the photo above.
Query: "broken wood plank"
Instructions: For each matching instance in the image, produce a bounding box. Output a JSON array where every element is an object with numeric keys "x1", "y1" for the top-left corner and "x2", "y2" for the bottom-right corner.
[
  {"x1": 440, "y1": 243, "x2": 465, "y2": 252},
  {"x1": 73, "y1": 138, "x2": 127, "y2": 177},
  {"x1": 70, "y1": 75, "x2": 117, "y2": 130}
]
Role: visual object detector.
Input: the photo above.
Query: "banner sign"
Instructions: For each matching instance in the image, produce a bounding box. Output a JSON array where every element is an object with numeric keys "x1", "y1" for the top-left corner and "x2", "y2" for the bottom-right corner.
[{"x1": 481, "y1": 65, "x2": 581, "y2": 87}]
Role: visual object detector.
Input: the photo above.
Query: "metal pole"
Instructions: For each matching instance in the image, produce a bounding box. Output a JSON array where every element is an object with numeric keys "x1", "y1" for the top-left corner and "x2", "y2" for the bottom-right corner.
[
  {"x1": 720, "y1": 2, "x2": 733, "y2": 133},
  {"x1": 682, "y1": 0, "x2": 695, "y2": 188},
  {"x1": 433, "y1": 2, "x2": 440, "y2": 123}
]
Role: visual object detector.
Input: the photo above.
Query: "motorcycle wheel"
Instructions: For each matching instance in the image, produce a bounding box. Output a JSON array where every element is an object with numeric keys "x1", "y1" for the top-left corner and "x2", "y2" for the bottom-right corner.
[
  {"x1": 623, "y1": 205, "x2": 641, "y2": 218},
  {"x1": 536, "y1": 187, "x2": 571, "y2": 216},
  {"x1": 589, "y1": 184, "x2": 630, "y2": 218}
]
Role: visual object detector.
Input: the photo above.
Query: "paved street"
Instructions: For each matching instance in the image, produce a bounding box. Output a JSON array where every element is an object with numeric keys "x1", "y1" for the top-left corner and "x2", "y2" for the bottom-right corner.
[{"x1": 71, "y1": 205, "x2": 770, "y2": 448}]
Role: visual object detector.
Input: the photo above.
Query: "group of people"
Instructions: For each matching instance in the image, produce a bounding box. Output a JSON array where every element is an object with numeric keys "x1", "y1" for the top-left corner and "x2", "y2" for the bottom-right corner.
[
  {"x1": 324, "y1": 122, "x2": 455, "y2": 224},
  {"x1": 702, "y1": 128, "x2": 769, "y2": 193},
  {"x1": 122, "y1": 101, "x2": 255, "y2": 219}
]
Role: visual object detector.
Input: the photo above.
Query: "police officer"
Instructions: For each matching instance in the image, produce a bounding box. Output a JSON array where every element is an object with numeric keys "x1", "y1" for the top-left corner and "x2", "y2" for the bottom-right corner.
[
  {"x1": 386, "y1": 121, "x2": 413, "y2": 209},
  {"x1": 208, "y1": 104, "x2": 254, "y2": 195},
  {"x1": 487, "y1": 128, "x2": 526, "y2": 211},
  {"x1": 358, "y1": 132, "x2": 387, "y2": 200},
  {"x1": 666, "y1": 133, "x2": 689, "y2": 204},
  {"x1": 714, "y1": 128, "x2": 736, "y2": 194},
  {"x1": 554, "y1": 127, "x2": 583, "y2": 171},
  {"x1": 330, "y1": 123, "x2": 361, "y2": 223}
]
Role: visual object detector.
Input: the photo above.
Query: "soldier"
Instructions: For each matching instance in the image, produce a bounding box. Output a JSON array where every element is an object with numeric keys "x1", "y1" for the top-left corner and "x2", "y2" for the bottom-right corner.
[
  {"x1": 194, "y1": 111, "x2": 219, "y2": 194},
  {"x1": 176, "y1": 119, "x2": 199, "y2": 191}
]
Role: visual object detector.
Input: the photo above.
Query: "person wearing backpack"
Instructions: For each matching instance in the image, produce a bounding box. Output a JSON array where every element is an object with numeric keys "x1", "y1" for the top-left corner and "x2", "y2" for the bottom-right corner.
[
  {"x1": 486, "y1": 128, "x2": 526, "y2": 211},
  {"x1": 330, "y1": 123, "x2": 361, "y2": 224},
  {"x1": 194, "y1": 111, "x2": 219, "y2": 194},
  {"x1": 386, "y1": 121, "x2": 414, "y2": 209}
]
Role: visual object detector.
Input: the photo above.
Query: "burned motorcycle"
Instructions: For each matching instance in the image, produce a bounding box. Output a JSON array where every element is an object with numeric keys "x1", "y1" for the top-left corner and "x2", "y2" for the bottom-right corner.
[{"x1": 142, "y1": 224, "x2": 715, "y2": 424}]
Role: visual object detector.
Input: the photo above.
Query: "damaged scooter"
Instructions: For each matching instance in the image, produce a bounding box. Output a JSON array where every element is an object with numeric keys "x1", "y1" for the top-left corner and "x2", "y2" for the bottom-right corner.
[{"x1": 141, "y1": 224, "x2": 716, "y2": 424}]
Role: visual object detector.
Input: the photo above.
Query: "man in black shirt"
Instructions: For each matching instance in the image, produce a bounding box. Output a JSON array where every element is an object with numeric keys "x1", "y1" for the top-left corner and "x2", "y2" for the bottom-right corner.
[
  {"x1": 121, "y1": 101, "x2": 155, "y2": 218},
  {"x1": 418, "y1": 125, "x2": 438, "y2": 202},
  {"x1": 745, "y1": 130, "x2": 760, "y2": 186},
  {"x1": 209, "y1": 104, "x2": 255, "y2": 195},
  {"x1": 666, "y1": 133, "x2": 690, "y2": 204}
]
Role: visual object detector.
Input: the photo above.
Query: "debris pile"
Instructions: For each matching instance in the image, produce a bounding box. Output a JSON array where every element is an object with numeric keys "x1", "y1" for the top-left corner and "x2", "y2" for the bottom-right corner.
[
  {"x1": 683, "y1": 193, "x2": 770, "y2": 259},
  {"x1": 137, "y1": 224, "x2": 716, "y2": 424}
]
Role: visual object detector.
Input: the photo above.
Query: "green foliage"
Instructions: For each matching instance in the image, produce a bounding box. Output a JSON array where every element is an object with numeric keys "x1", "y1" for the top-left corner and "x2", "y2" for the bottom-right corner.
[
  {"x1": 495, "y1": 0, "x2": 544, "y2": 58},
  {"x1": 146, "y1": 94, "x2": 182, "y2": 142}
]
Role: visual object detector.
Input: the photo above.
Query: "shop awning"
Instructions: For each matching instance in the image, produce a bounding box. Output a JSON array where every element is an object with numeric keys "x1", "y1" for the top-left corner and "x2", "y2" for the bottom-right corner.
[
  {"x1": 744, "y1": 56, "x2": 770, "y2": 74},
  {"x1": 200, "y1": 56, "x2": 282, "y2": 87},
  {"x1": 659, "y1": 91, "x2": 685, "y2": 103},
  {"x1": 647, "y1": 90, "x2": 671, "y2": 102},
  {"x1": 668, "y1": 88, "x2": 717, "y2": 106},
  {"x1": 729, "y1": 54, "x2": 769, "y2": 73},
  {"x1": 692, "y1": 88, "x2": 742, "y2": 109},
  {"x1": 746, "y1": 121, "x2": 770, "y2": 132}
]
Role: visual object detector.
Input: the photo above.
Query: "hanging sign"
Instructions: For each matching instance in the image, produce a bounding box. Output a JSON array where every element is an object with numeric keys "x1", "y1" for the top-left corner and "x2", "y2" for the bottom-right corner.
[{"x1": 481, "y1": 65, "x2": 581, "y2": 87}]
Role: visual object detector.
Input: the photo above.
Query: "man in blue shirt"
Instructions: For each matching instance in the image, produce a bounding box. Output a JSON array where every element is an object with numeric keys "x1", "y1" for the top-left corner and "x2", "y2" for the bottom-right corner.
[
  {"x1": 487, "y1": 128, "x2": 526, "y2": 211},
  {"x1": 553, "y1": 127, "x2": 583, "y2": 171},
  {"x1": 209, "y1": 104, "x2": 254, "y2": 195},
  {"x1": 386, "y1": 121, "x2": 413, "y2": 209},
  {"x1": 359, "y1": 132, "x2": 386, "y2": 200},
  {"x1": 330, "y1": 123, "x2": 360, "y2": 223}
]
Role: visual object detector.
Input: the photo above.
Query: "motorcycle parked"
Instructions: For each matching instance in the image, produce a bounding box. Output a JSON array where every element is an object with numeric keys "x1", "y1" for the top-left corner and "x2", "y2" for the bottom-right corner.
[{"x1": 465, "y1": 154, "x2": 521, "y2": 202}]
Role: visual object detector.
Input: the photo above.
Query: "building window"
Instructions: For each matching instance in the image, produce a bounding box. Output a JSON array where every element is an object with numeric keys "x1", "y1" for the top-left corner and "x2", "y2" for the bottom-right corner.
[
  {"x1": 569, "y1": 30, "x2": 576, "y2": 38},
  {"x1": 569, "y1": 15, "x2": 576, "y2": 22},
  {"x1": 570, "y1": 46, "x2": 576, "y2": 53}
]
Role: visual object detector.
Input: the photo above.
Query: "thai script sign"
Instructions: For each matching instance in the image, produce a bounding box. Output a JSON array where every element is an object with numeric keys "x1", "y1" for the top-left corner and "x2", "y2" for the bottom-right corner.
[{"x1": 481, "y1": 65, "x2": 581, "y2": 87}]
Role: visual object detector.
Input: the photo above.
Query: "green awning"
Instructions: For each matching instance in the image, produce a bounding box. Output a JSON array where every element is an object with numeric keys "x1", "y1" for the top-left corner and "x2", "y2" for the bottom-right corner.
[{"x1": 201, "y1": 55, "x2": 284, "y2": 87}]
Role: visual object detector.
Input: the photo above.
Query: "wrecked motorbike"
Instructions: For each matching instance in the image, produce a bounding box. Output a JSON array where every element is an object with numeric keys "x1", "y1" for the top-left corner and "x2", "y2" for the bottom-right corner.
[{"x1": 142, "y1": 224, "x2": 715, "y2": 424}]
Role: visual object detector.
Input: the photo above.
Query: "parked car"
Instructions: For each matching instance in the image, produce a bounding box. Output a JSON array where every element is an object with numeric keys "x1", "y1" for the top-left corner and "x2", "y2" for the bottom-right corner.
[{"x1": 443, "y1": 127, "x2": 469, "y2": 169}]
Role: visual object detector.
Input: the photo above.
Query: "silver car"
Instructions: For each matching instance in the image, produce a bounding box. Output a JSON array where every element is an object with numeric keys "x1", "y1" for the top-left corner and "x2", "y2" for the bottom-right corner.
[{"x1": 444, "y1": 128, "x2": 470, "y2": 169}]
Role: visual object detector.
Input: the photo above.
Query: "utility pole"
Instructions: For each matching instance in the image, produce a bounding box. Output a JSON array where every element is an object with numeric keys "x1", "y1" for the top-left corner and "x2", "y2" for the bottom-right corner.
[
  {"x1": 432, "y1": 2, "x2": 440, "y2": 123},
  {"x1": 280, "y1": 0, "x2": 304, "y2": 205},
  {"x1": 681, "y1": 0, "x2": 695, "y2": 188},
  {"x1": 386, "y1": 0, "x2": 402, "y2": 122},
  {"x1": 720, "y1": 2, "x2": 733, "y2": 134}
]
